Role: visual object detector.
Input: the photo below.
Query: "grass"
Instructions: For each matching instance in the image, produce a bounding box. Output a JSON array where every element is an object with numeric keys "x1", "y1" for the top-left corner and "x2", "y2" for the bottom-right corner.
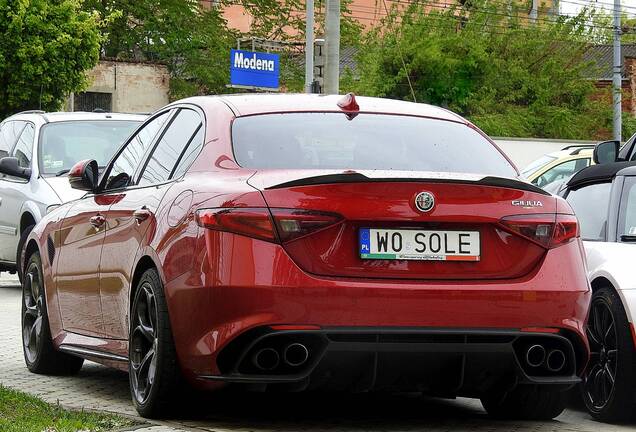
[{"x1": 0, "y1": 385, "x2": 138, "y2": 432}]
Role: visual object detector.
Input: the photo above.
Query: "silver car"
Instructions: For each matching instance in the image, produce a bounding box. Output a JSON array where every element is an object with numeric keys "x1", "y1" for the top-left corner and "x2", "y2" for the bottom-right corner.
[{"x1": 0, "y1": 110, "x2": 144, "y2": 279}]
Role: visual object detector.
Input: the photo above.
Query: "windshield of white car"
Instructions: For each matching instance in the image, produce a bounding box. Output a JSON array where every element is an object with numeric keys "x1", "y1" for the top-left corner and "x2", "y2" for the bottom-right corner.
[
  {"x1": 232, "y1": 113, "x2": 518, "y2": 177},
  {"x1": 39, "y1": 120, "x2": 139, "y2": 175}
]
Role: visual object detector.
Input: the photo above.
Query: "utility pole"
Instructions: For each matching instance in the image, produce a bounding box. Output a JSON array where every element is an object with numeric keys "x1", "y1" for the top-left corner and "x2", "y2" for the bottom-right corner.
[
  {"x1": 529, "y1": 0, "x2": 538, "y2": 23},
  {"x1": 324, "y1": 0, "x2": 340, "y2": 94},
  {"x1": 613, "y1": 0, "x2": 622, "y2": 142},
  {"x1": 305, "y1": 0, "x2": 314, "y2": 93}
]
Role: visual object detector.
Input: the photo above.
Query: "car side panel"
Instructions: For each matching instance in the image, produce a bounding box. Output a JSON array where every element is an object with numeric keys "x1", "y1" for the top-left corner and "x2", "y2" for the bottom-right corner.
[
  {"x1": 585, "y1": 241, "x2": 636, "y2": 324},
  {"x1": 55, "y1": 198, "x2": 109, "y2": 337},
  {"x1": 99, "y1": 184, "x2": 172, "y2": 339}
]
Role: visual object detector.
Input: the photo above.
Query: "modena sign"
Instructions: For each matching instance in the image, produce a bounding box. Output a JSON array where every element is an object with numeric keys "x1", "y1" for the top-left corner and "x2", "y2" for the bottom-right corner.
[{"x1": 230, "y1": 49, "x2": 280, "y2": 89}]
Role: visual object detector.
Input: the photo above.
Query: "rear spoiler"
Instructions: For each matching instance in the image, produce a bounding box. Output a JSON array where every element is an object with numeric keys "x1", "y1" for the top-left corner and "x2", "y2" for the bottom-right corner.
[{"x1": 265, "y1": 172, "x2": 550, "y2": 196}]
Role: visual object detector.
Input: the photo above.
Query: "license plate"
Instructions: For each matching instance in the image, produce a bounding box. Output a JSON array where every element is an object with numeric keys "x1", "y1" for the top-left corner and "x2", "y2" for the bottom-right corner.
[{"x1": 359, "y1": 228, "x2": 480, "y2": 261}]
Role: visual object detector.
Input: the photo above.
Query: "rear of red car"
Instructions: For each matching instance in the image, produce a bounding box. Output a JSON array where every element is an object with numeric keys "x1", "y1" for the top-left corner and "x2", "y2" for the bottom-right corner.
[{"x1": 183, "y1": 99, "x2": 590, "y2": 416}]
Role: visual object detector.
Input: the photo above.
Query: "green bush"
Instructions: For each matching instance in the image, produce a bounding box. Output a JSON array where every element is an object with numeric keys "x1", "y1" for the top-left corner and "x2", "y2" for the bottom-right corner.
[{"x1": 343, "y1": 0, "x2": 620, "y2": 140}]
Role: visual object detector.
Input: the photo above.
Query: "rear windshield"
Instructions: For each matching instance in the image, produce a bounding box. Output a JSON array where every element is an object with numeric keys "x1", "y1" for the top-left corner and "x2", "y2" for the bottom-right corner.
[
  {"x1": 232, "y1": 113, "x2": 517, "y2": 177},
  {"x1": 39, "y1": 120, "x2": 140, "y2": 175}
]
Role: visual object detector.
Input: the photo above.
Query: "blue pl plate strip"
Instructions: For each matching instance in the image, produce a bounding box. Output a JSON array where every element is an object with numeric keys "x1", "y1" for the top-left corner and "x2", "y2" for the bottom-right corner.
[{"x1": 359, "y1": 228, "x2": 371, "y2": 256}]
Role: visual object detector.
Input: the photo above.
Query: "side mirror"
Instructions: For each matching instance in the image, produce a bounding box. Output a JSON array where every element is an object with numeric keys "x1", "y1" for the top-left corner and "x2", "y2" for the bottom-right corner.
[
  {"x1": 68, "y1": 159, "x2": 99, "y2": 192},
  {"x1": 593, "y1": 140, "x2": 620, "y2": 164},
  {"x1": 0, "y1": 157, "x2": 31, "y2": 179}
]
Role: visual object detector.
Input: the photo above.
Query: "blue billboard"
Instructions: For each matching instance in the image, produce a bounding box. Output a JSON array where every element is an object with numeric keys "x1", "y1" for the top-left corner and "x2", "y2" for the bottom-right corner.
[{"x1": 230, "y1": 49, "x2": 280, "y2": 89}]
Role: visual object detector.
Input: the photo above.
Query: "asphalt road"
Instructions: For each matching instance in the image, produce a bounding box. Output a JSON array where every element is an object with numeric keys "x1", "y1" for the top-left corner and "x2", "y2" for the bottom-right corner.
[{"x1": 1, "y1": 272, "x2": 634, "y2": 432}]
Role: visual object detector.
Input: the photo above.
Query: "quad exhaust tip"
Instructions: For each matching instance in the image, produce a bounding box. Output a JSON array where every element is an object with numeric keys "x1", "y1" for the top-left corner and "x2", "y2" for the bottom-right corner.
[
  {"x1": 283, "y1": 343, "x2": 309, "y2": 367},
  {"x1": 253, "y1": 348, "x2": 280, "y2": 371},
  {"x1": 546, "y1": 349, "x2": 566, "y2": 372},
  {"x1": 525, "y1": 344, "x2": 546, "y2": 368}
]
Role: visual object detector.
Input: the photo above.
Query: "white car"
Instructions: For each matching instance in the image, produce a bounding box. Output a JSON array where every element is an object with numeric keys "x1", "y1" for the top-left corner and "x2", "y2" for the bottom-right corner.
[
  {"x1": 560, "y1": 161, "x2": 636, "y2": 422},
  {"x1": 0, "y1": 111, "x2": 144, "y2": 280}
]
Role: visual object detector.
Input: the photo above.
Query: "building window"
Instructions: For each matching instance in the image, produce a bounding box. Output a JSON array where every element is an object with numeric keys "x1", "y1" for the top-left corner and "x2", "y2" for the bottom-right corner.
[{"x1": 74, "y1": 92, "x2": 113, "y2": 112}]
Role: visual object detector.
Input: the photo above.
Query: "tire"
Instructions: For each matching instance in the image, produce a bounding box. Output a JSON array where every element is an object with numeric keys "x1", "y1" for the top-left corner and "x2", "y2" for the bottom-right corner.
[
  {"x1": 129, "y1": 268, "x2": 181, "y2": 418},
  {"x1": 481, "y1": 385, "x2": 566, "y2": 420},
  {"x1": 22, "y1": 251, "x2": 84, "y2": 375},
  {"x1": 16, "y1": 224, "x2": 34, "y2": 283},
  {"x1": 581, "y1": 287, "x2": 636, "y2": 422}
]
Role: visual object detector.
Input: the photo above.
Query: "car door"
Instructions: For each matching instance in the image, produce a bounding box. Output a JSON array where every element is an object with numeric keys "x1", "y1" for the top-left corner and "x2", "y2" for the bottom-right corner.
[
  {"x1": 98, "y1": 109, "x2": 204, "y2": 339},
  {"x1": 0, "y1": 121, "x2": 30, "y2": 262},
  {"x1": 55, "y1": 112, "x2": 170, "y2": 337}
]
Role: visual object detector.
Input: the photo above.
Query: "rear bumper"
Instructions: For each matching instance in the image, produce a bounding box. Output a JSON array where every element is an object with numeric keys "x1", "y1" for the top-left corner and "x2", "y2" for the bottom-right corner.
[
  {"x1": 165, "y1": 234, "x2": 591, "y2": 389},
  {"x1": 202, "y1": 327, "x2": 582, "y2": 395}
]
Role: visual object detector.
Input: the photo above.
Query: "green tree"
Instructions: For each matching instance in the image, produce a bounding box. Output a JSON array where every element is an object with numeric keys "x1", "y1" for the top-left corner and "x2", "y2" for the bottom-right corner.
[
  {"x1": 83, "y1": 0, "x2": 237, "y2": 98},
  {"x1": 0, "y1": 0, "x2": 101, "y2": 118},
  {"x1": 343, "y1": 1, "x2": 614, "y2": 139}
]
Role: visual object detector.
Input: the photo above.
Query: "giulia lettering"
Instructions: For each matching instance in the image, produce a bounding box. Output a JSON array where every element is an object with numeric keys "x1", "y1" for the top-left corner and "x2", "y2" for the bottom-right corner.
[{"x1": 512, "y1": 200, "x2": 543, "y2": 207}]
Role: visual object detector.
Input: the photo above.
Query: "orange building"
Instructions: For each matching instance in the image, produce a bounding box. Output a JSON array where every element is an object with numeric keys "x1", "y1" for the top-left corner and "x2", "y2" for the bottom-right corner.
[{"x1": 214, "y1": 0, "x2": 558, "y2": 35}]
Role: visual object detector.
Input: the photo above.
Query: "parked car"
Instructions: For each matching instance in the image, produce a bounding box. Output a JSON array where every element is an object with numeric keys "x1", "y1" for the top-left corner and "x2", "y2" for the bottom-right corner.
[
  {"x1": 0, "y1": 111, "x2": 144, "y2": 280},
  {"x1": 558, "y1": 162, "x2": 636, "y2": 422},
  {"x1": 22, "y1": 94, "x2": 590, "y2": 420},
  {"x1": 521, "y1": 145, "x2": 595, "y2": 189}
]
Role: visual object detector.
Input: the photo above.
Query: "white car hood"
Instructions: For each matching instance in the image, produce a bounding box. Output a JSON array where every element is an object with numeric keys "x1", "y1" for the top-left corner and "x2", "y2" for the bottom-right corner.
[{"x1": 42, "y1": 176, "x2": 87, "y2": 203}]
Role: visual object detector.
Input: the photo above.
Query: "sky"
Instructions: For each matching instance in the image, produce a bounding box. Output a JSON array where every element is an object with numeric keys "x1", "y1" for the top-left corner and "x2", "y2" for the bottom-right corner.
[{"x1": 560, "y1": 0, "x2": 636, "y2": 17}]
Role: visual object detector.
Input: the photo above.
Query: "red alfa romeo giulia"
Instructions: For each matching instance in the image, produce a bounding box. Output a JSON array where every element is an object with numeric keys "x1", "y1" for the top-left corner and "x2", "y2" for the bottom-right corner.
[{"x1": 21, "y1": 94, "x2": 590, "y2": 419}]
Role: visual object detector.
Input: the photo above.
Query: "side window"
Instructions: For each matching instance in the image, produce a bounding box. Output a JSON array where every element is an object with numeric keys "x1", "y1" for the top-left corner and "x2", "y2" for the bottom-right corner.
[
  {"x1": 11, "y1": 123, "x2": 35, "y2": 169},
  {"x1": 566, "y1": 182, "x2": 612, "y2": 240},
  {"x1": 138, "y1": 109, "x2": 202, "y2": 186},
  {"x1": 0, "y1": 121, "x2": 26, "y2": 158},
  {"x1": 172, "y1": 126, "x2": 204, "y2": 179},
  {"x1": 105, "y1": 112, "x2": 170, "y2": 190},
  {"x1": 618, "y1": 177, "x2": 636, "y2": 239},
  {"x1": 533, "y1": 159, "x2": 587, "y2": 188}
]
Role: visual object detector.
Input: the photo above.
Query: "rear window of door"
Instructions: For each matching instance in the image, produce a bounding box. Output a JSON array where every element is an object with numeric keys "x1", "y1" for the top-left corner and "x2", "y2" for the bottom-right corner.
[
  {"x1": 618, "y1": 177, "x2": 636, "y2": 239},
  {"x1": 533, "y1": 158, "x2": 590, "y2": 188},
  {"x1": 0, "y1": 121, "x2": 26, "y2": 158},
  {"x1": 11, "y1": 123, "x2": 35, "y2": 169},
  {"x1": 566, "y1": 182, "x2": 612, "y2": 240},
  {"x1": 105, "y1": 111, "x2": 170, "y2": 190},
  {"x1": 137, "y1": 109, "x2": 202, "y2": 186}
]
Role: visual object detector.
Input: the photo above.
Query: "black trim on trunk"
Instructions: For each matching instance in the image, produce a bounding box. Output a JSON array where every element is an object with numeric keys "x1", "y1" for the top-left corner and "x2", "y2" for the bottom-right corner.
[{"x1": 264, "y1": 173, "x2": 549, "y2": 196}]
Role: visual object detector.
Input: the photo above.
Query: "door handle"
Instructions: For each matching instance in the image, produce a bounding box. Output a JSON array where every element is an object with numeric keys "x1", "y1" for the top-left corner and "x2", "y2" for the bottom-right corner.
[
  {"x1": 133, "y1": 207, "x2": 152, "y2": 223},
  {"x1": 89, "y1": 214, "x2": 105, "y2": 229}
]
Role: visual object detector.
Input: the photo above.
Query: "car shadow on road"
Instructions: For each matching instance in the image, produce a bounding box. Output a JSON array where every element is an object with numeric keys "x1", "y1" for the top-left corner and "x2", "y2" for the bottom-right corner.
[
  {"x1": 69, "y1": 362, "x2": 636, "y2": 430},
  {"x1": 172, "y1": 391, "x2": 492, "y2": 430}
]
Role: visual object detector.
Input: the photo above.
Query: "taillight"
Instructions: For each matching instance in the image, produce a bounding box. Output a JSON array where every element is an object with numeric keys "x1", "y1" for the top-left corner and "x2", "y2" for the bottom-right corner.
[
  {"x1": 195, "y1": 208, "x2": 276, "y2": 242},
  {"x1": 195, "y1": 208, "x2": 342, "y2": 243},
  {"x1": 500, "y1": 213, "x2": 579, "y2": 249},
  {"x1": 270, "y1": 209, "x2": 342, "y2": 243}
]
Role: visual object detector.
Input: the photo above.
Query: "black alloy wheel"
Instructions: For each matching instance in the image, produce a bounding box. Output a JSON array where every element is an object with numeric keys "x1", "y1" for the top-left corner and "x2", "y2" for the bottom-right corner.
[
  {"x1": 21, "y1": 251, "x2": 83, "y2": 375},
  {"x1": 22, "y1": 260, "x2": 43, "y2": 364},
  {"x1": 128, "y1": 268, "x2": 181, "y2": 418},
  {"x1": 130, "y1": 282, "x2": 159, "y2": 405},
  {"x1": 581, "y1": 287, "x2": 636, "y2": 422},
  {"x1": 584, "y1": 296, "x2": 618, "y2": 412}
]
